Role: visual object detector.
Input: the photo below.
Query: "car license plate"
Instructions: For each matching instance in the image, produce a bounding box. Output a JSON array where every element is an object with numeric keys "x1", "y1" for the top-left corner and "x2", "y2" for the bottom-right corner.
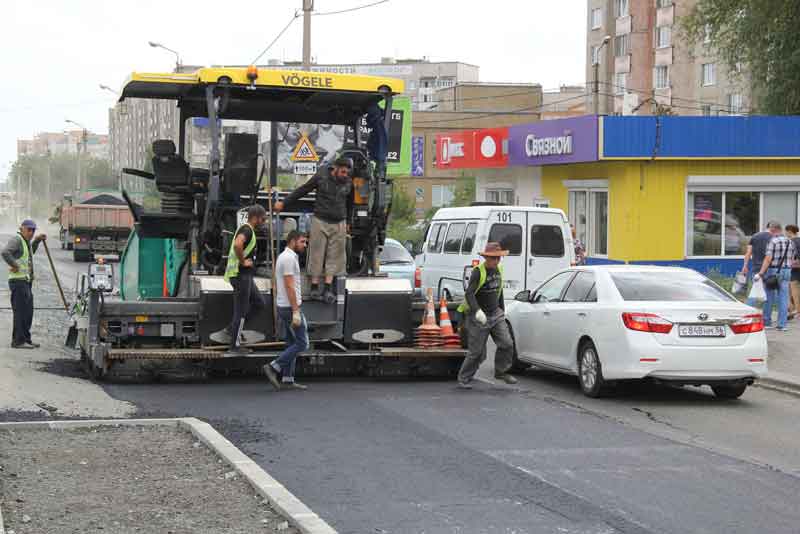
[{"x1": 678, "y1": 324, "x2": 725, "y2": 337}]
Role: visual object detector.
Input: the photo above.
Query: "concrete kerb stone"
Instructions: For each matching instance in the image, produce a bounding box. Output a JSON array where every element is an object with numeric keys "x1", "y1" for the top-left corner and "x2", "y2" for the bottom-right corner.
[
  {"x1": 0, "y1": 418, "x2": 338, "y2": 534},
  {"x1": 0, "y1": 491, "x2": 5, "y2": 534},
  {"x1": 756, "y1": 372, "x2": 800, "y2": 397}
]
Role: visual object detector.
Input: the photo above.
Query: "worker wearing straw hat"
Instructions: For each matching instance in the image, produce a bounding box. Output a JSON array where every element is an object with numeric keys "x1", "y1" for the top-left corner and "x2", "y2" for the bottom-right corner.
[{"x1": 456, "y1": 242, "x2": 517, "y2": 389}]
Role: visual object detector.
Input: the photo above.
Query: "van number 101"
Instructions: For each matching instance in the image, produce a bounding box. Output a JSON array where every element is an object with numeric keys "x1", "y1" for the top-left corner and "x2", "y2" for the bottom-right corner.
[{"x1": 496, "y1": 212, "x2": 512, "y2": 223}]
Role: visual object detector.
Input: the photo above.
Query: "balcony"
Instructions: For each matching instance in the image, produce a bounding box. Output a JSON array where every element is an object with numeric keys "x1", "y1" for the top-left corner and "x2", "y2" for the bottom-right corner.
[
  {"x1": 616, "y1": 15, "x2": 631, "y2": 36},
  {"x1": 615, "y1": 54, "x2": 631, "y2": 74},
  {"x1": 655, "y1": 46, "x2": 673, "y2": 66},
  {"x1": 656, "y1": 5, "x2": 674, "y2": 27}
]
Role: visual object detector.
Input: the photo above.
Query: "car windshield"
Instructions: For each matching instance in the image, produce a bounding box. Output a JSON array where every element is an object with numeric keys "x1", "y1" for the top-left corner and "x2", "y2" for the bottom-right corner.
[
  {"x1": 379, "y1": 244, "x2": 414, "y2": 264},
  {"x1": 611, "y1": 271, "x2": 736, "y2": 302}
]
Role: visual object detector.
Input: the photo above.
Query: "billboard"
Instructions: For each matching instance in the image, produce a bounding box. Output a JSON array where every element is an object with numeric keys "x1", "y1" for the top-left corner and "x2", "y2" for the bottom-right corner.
[
  {"x1": 411, "y1": 136, "x2": 425, "y2": 176},
  {"x1": 275, "y1": 96, "x2": 411, "y2": 176},
  {"x1": 435, "y1": 128, "x2": 509, "y2": 169},
  {"x1": 508, "y1": 115, "x2": 598, "y2": 166}
]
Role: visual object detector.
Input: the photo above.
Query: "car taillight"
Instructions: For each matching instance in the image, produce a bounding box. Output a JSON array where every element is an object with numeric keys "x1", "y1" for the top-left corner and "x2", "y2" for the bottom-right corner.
[
  {"x1": 622, "y1": 312, "x2": 673, "y2": 334},
  {"x1": 414, "y1": 267, "x2": 421, "y2": 289},
  {"x1": 730, "y1": 314, "x2": 764, "y2": 334}
]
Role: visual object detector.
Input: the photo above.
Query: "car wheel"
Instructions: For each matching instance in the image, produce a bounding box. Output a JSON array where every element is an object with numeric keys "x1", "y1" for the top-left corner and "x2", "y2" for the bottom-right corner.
[
  {"x1": 711, "y1": 383, "x2": 747, "y2": 399},
  {"x1": 577, "y1": 340, "x2": 608, "y2": 398},
  {"x1": 506, "y1": 322, "x2": 531, "y2": 374}
]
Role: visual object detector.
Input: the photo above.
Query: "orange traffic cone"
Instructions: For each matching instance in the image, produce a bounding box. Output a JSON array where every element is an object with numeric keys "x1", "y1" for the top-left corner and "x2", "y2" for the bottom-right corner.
[
  {"x1": 415, "y1": 289, "x2": 442, "y2": 348},
  {"x1": 438, "y1": 297, "x2": 462, "y2": 348}
]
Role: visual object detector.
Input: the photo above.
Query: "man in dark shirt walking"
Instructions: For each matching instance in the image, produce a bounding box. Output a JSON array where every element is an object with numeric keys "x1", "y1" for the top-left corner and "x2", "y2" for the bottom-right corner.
[
  {"x1": 2, "y1": 219, "x2": 46, "y2": 348},
  {"x1": 743, "y1": 221, "x2": 778, "y2": 307},
  {"x1": 274, "y1": 158, "x2": 353, "y2": 304},
  {"x1": 456, "y1": 242, "x2": 517, "y2": 389}
]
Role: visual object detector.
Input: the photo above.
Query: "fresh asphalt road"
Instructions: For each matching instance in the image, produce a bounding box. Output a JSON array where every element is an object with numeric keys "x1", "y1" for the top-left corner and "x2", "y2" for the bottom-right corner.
[
  {"x1": 104, "y1": 377, "x2": 800, "y2": 534},
  {"x1": 11, "y1": 228, "x2": 800, "y2": 533}
]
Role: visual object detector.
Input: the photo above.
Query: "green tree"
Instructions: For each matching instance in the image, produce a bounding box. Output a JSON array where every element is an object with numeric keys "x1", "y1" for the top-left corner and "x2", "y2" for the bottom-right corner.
[
  {"x1": 451, "y1": 173, "x2": 475, "y2": 207},
  {"x1": 682, "y1": 0, "x2": 800, "y2": 114},
  {"x1": 387, "y1": 181, "x2": 422, "y2": 246}
]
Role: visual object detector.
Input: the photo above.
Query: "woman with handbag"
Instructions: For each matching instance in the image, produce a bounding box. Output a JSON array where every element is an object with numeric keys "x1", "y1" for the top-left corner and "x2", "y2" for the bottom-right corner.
[{"x1": 755, "y1": 225, "x2": 797, "y2": 331}]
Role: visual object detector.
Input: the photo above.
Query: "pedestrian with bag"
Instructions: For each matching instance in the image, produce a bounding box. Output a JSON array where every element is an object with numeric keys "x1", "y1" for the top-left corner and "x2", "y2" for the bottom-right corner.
[
  {"x1": 755, "y1": 223, "x2": 796, "y2": 331},
  {"x1": 263, "y1": 230, "x2": 310, "y2": 391},
  {"x1": 785, "y1": 224, "x2": 800, "y2": 320},
  {"x1": 742, "y1": 222, "x2": 777, "y2": 308},
  {"x1": 456, "y1": 242, "x2": 517, "y2": 389},
  {"x1": 2, "y1": 219, "x2": 46, "y2": 349}
]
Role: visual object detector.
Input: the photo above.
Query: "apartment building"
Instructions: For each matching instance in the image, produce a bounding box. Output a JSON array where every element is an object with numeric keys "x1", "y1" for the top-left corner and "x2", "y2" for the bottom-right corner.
[
  {"x1": 587, "y1": 0, "x2": 752, "y2": 116},
  {"x1": 17, "y1": 131, "x2": 109, "y2": 159}
]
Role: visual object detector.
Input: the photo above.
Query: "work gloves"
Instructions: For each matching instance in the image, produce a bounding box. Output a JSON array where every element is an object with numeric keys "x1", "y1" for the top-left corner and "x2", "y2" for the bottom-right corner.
[
  {"x1": 292, "y1": 310, "x2": 302, "y2": 328},
  {"x1": 474, "y1": 309, "x2": 487, "y2": 326}
]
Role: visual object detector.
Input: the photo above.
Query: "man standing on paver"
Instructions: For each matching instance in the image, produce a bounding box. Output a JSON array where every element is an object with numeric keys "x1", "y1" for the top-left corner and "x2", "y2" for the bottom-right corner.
[
  {"x1": 755, "y1": 222, "x2": 796, "y2": 331},
  {"x1": 212, "y1": 205, "x2": 268, "y2": 354},
  {"x1": 456, "y1": 242, "x2": 517, "y2": 389},
  {"x1": 264, "y1": 230, "x2": 309, "y2": 391},
  {"x1": 273, "y1": 158, "x2": 353, "y2": 304},
  {"x1": 743, "y1": 221, "x2": 778, "y2": 308},
  {"x1": 2, "y1": 219, "x2": 46, "y2": 349}
]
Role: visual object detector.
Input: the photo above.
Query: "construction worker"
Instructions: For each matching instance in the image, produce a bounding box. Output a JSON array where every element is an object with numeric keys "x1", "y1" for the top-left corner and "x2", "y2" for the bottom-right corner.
[
  {"x1": 212, "y1": 205, "x2": 268, "y2": 354},
  {"x1": 456, "y1": 242, "x2": 517, "y2": 389},
  {"x1": 273, "y1": 157, "x2": 353, "y2": 304},
  {"x1": 263, "y1": 230, "x2": 309, "y2": 391},
  {"x1": 2, "y1": 219, "x2": 46, "y2": 349}
]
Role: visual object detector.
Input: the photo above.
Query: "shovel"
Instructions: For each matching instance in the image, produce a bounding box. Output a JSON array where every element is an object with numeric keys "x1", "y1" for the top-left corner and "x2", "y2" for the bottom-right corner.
[{"x1": 41, "y1": 239, "x2": 78, "y2": 347}]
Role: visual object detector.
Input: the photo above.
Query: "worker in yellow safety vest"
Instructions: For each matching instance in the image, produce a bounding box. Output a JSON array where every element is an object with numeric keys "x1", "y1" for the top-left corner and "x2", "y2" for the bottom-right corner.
[
  {"x1": 2, "y1": 219, "x2": 47, "y2": 349},
  {"x1": 456, "y1": 242, "x2": 517, "y2": 389},
  {"x1": 211, "y1": 205, "x2": 268, "y2": 354}
]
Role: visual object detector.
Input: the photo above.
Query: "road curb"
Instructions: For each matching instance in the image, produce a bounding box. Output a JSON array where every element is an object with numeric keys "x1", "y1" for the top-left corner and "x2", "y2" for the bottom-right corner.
[
  {"x1": 756, "y1": 372, "x2": 800, "y2": 397},
  {"x1": 0, "y1": 494, "x2": 5, "y2": 534},
  {"x1": 0, "y1": 417, "x2": 337, "y2": 534}
]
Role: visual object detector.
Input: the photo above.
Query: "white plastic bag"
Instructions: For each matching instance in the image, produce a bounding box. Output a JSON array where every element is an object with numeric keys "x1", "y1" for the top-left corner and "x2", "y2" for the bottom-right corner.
[
  {"x1": 748, "y1": 278, "x2": 766, "y2": 302},
  {"x1": 731, "y1": 271, "x2": 747, "y2": 295}
]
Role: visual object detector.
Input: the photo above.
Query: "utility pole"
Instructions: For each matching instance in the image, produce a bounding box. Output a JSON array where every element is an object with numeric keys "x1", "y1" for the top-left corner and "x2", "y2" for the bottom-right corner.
[
  {"x1": 75, "y1": 137, "x2": 82, "y2": 192},
  {"x1": 593, "y1": 35, "x2": 612, "y2": 116},
  {"x1": 302, "y1": 0, "x2": 313, "y2": 70},
  {"x1": 27, "y1": 168, "x2": 32, "y2": 215},
  {"x1": 46, "y1": 150, "x2": 52, "y2": 210}
]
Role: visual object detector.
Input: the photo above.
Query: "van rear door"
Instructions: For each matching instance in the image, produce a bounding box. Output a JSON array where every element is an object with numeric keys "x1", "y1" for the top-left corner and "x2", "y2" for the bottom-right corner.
[
  {"x1": 526, "y1": 212, "x2": 571, "y2": 290},
  {"x1": 487, "y1": 209, "x2": 527, "y2": 295}
]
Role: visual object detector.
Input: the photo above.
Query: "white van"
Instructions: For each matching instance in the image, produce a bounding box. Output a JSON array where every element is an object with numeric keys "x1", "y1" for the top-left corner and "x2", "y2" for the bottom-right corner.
[{"x1": 418, "y1": 205, "x2": 574, "y2": 301}]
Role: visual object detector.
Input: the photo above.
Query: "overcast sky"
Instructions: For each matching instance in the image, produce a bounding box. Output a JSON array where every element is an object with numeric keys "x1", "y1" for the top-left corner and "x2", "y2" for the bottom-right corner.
[{"x1": 2, "y1": 0, "x2": 586, "y2": 181}]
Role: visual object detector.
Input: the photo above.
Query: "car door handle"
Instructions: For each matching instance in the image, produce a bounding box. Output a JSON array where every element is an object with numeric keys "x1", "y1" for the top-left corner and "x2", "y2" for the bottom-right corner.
[
  {"x1": 577, "y1": 312, "x2": 587, "y2": 318},
  {"x1": 543, "y1": 310, "x2": 551, "y2": 316},
  {"x1": 528, "y1": 258, "x2": 534, "y2": 267}
]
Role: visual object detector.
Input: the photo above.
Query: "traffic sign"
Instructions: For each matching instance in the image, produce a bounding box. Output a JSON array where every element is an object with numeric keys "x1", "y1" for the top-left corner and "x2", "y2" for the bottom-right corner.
[
  {"x1": 293, "y1": 162, "x2": 318, "y2": 175},
  {"x1": 290, "y1": 134, "x2": 319, "y2": 162}
]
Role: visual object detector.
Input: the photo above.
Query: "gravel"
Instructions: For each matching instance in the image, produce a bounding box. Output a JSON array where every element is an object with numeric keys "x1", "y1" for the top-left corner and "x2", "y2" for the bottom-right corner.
[{"x1": 0, "y1": 425, "x2": 299, "y2": 534}]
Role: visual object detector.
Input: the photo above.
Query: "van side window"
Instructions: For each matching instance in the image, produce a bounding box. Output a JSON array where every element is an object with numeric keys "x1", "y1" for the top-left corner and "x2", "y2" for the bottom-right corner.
[
  {"x1": 531, "y1": 225, "x2": 565, "y2": 257},
  {"x1": 443, "y1": 223, "x2": 465, "y2": 254},
  {"x1": 488, "y1": 224, "x2": 522, "y2": 255},
  {"x1": 461, "y1": 223, "x2": 477, "y2": 254},
  {"x1": 427, "y1": 223, "x2": 447, "y2": 253}
]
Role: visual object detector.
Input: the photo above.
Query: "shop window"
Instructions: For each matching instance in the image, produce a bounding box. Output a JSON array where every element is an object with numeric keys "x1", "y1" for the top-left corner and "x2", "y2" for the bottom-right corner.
[
  {"x1": 763, "y1": 192, "x2": 798, "y2": 229},
  {"x1": 461, "y1": 223, "x2": 477, "y2": 254},
  {"x1": 486, "y1": 189, "x2": 514, "y2": 205},
  {"x1": 569, "y1": 189, "x2": 608, "y2": 257},
  {"x1": 688, "y1": 191, "x2": 771, "y2": 257},
  {"x1": 443, "y1": 223, "x2": 465, "y2": 254},
  {"x1": 431, "y1": 184, "x2": 454, "y2": 207},
  {"x1": 488, "y1": 224, "x2": 522, "y2": 256}
]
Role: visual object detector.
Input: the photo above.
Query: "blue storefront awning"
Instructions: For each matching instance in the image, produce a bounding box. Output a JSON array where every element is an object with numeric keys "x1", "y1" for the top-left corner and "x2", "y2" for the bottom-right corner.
[{"x1": 601, "y1": 116, "x2": 800, "y2": 159}]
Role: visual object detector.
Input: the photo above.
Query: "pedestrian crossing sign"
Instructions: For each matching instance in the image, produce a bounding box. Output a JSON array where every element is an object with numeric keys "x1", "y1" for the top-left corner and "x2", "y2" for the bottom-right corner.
[{"x1": 290, "y1": 134, "x2": 319, "y2": 162}]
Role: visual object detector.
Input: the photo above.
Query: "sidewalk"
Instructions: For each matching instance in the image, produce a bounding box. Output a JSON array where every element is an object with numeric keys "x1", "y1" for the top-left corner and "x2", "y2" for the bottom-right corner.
[{"x1": 760, "y1": 322, "x2": 800, "y2": 394}]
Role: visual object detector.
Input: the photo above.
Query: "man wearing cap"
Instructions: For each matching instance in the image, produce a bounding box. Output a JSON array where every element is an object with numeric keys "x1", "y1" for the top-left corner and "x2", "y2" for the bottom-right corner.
[
  {"x1": 2, "y1": 220, "x2": 47, "y2": 349},
  {"x1": 212, "y1": 205, "x2": 268, "y2": 354},
  {"x1": 456, "y1": 242, "x2": 517, "y2": 388},
  {"x1": 274, "y1": 158, "x2": 353, "y2": 304}
]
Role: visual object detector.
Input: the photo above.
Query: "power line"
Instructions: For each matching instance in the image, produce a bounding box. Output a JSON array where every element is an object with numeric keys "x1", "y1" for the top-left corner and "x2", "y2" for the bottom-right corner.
[
  {"x1": 413, "y1": 93, "x2": 588, "y2": 125},
  {"x1": 597, "y1": 81, "x2": 757, "y2": 114},
  {"x1": 251, "y1": 11, "x2": 302, "y2": 65},
  {"x1": 313, "y1": 0, "x2": 391, "y2": 16}
]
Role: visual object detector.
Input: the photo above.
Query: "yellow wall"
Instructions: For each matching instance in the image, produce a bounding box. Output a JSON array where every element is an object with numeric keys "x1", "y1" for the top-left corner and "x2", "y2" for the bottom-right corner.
[{"x1": 542, "y1": 160, "x2": 800, "y2": 262}]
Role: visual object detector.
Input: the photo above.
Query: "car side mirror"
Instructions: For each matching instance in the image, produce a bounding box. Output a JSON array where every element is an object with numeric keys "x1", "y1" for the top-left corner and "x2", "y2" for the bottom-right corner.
[
  {"x1": 514, "y1": 290, "x2": 531, "y2": 302},
  {"x1": 403, "y1": 241, "x2": 414, "y2": 253}
]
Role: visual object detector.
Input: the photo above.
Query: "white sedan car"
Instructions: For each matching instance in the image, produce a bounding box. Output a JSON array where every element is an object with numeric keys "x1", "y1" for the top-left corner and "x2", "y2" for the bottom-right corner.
[{"x1": 505, "y1": 266, "x2": 768, "y2": 399}]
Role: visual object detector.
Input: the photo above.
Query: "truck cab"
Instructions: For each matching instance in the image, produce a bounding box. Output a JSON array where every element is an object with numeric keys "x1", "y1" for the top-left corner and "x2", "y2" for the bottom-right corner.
[{"x1": 417, "y1": 205, "x2": 574, "y2": 301}]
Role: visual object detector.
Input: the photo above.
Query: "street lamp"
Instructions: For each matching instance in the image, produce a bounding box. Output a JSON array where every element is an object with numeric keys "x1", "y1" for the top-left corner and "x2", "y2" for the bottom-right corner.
[
  {"x1": 148, "y1": 41, "x2": 182, "y2": 71},
  {"x1": 65, "y1": 119, "x2": 88, "y2": 192},
  {"x1": 593, "y1": 35, "x2": 612, "y2": 115},
  {"x1": 99, "y1": 84, "x2": 119, "y2": 95}
]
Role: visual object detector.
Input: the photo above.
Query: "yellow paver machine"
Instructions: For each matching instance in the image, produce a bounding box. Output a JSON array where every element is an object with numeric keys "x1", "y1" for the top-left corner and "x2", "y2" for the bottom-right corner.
[{"x1": 70, "y1": 66, "x2": 465, "y2": 381}]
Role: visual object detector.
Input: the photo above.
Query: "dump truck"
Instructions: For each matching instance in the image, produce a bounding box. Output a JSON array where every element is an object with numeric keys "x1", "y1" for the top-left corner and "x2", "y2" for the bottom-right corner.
[
  {"x1": 70, "y1": 66, "x2": 465, "y2": 381},
  {"x1": 56, "y1": 193, "x2": 134, "y2": 261}
]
